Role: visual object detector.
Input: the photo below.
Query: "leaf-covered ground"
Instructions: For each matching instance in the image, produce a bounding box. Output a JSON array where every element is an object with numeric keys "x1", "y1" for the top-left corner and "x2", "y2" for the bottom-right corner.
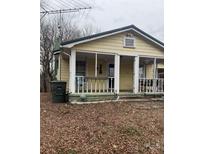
[{"x1": 41, "y1": 93, "x2": 164, "y2": 154}]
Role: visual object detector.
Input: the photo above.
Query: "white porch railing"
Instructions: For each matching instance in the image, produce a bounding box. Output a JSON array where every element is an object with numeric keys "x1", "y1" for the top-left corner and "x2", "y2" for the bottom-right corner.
[
  {"x1": 139, "y1": 78, "x2": 164, "y2": 93},
  {"x1": 75, "y1": 76, "x2": 164, "y2": 94},
  {"x1": 75, "y1": 76, "x2": 114, "y2": 93}
]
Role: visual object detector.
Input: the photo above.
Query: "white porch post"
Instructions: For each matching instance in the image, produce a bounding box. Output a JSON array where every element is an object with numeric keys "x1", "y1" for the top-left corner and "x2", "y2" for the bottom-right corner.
[
  {"x1": 114, "y1": 54, "x2": 120, "y2": 94},
  {"x1": 153, "y1": 58, "x2": 157, "y2": 78},
  {"x1": 69, "y1": 49, "x2": 76, "y2": 93},
  {"x1": 95, "y1": 53, "x2": 98, "y2": 77},
  {"x1": 133, "y1": 56, "x2": 139, "y2": 94},
  {"x1": 153, "y1": 58, "x2": 157, "y2": 92}
]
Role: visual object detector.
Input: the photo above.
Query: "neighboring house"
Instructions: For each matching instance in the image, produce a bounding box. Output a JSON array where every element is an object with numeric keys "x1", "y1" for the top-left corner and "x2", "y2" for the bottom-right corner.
[{"x1": 53, "y1": 25, "x2": 164, "y2": 99}]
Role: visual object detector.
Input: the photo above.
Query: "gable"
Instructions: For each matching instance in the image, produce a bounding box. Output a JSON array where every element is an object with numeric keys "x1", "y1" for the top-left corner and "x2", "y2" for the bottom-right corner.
[{"x1": 73, "y1": 31, "x2": 164, "y2": 57}]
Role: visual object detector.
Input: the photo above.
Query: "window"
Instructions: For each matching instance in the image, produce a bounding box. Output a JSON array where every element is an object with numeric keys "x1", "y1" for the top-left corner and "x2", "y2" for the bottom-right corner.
[
  {"x1": 157, "y1": 68, "x2": 164, "y2": 78},
  {"x1": 76, "y1": 61, "x2": 86, "y2": 76},
  {"x1": 108, "y1": 64, "x2": 114, "y2": 77},
  {"x1": 139, "y1": 67, "x2": 146, "y2": 78}
]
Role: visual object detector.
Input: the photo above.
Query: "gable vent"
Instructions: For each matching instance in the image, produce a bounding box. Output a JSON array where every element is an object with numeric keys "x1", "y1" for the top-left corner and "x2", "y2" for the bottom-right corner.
[{"x1": 124, "y1": 36, "x2": 135, "y2": 48}]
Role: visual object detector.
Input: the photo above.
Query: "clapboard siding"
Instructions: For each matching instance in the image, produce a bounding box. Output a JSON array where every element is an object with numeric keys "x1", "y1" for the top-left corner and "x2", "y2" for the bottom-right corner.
[
  {"x1": 73, "y1": 32, "x2": 163, "y2": 57},
  {"x1": 59, "y1": 55, "x2": 69, "y2": 90}
]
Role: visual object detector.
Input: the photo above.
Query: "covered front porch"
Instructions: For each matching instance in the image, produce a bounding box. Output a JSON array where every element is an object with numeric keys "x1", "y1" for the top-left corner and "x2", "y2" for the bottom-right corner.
[{"x1": 65, "y1": 50, "x2": 164, "y2": 95}]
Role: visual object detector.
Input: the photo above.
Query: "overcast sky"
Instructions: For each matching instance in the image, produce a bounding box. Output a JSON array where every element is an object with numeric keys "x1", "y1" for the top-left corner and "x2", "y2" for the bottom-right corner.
[
  {"x1": 81, "y1": 0, "x2": 164, "y2": 41},
  {"x1": 46, "y1": 0, "x2": 164, "y2": 41}
]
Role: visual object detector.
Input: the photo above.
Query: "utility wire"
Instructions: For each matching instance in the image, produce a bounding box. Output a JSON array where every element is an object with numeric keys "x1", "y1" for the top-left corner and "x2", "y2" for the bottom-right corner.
[
  {"x1": 40, "y1": 7, "x2": 91, "y2": 15},
  {"x1": 40, "y1": 0, "x2": 93, "y2": 44}
]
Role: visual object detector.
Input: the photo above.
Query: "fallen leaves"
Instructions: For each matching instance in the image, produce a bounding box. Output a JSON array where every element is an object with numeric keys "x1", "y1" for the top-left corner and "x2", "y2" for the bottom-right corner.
[{"x1": 41, "y1": 93, "x2": 164, "y2": 154}]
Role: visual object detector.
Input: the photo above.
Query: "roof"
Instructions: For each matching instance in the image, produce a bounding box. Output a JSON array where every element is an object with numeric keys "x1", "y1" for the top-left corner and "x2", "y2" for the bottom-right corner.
[{"x1": 61, "y1": 24, "x2": 164, "y2": 47}]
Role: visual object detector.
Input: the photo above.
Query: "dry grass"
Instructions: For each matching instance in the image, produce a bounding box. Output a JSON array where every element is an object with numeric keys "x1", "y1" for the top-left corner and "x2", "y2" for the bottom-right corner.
[{"x1": 41, "y1": 93, "x2": 164, "y2": 154}]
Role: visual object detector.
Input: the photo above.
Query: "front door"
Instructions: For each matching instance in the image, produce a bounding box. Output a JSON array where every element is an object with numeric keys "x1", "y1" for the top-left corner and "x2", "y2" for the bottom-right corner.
[{"x1": 108, "y1": 64, "x2": 114, "y2": 89}]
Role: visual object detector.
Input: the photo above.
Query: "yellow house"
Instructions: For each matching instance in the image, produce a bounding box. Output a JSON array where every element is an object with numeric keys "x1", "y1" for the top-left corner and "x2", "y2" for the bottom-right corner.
[{"x1": 53, "y1": 25, "x2": 164, "y2": 98}]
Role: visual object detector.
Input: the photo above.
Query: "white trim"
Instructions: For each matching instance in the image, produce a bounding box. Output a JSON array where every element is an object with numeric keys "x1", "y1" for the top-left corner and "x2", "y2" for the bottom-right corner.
[
  {"x1": 139, "y1": 55, "x2": 164, "y2": 59},
  {"x1": 76, "y1": 49, "x2": 139, "y2": 57},
  {"x1": 62, "y1": 28, "x2": 164, "y2": 48},
  {"x1": 133, "y1": 56, "x2": 139, "y2": 94},
  {"x1": 118, "y1": 52, "x2": 139, "y2": 56},
  {"x1": 69, "y1": 49, "x2": 76, "y2": 93},
  {"x1": 76, "y1": 49, "x2": 163, "y2": 58},
  {"x1": 76, "y1": 50, "x2": 116, "y2": 55}
]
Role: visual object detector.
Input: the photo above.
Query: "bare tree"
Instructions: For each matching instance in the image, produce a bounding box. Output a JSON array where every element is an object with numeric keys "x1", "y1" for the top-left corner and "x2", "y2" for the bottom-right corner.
[
  {"x1": 40, "y1": 15, "x2": 100, "y2": 92},
  {"x1": 57, "y1": 18, "x2": 81, "y2": 42},
  {"x1": 40, "y1": 0, "x2": 100, "y2": 92},
  {"x1": 40, "y1": 20, "x2": 55, "y2": 92},
  {"x1": 81, "y1": 24, "x2": 101, "y2": 37},
  {"x1": 40, "y1": 18, "x2": 67, "y2": 92}
]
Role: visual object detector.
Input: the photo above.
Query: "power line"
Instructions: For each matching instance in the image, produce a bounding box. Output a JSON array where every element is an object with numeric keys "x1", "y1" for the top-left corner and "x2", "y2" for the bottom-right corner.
[
  {"x1": 40, "y1": 0, "x2": 93, "y2": 44},
  {"x1": 40, "y1": 7, "x2": 91, "y2": 15}
]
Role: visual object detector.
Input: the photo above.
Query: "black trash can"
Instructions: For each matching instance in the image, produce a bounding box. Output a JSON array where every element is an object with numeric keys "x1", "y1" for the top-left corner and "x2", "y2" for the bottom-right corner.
[{"x1": 50, "y1": 81, "x2": 67, "y2": 103}]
